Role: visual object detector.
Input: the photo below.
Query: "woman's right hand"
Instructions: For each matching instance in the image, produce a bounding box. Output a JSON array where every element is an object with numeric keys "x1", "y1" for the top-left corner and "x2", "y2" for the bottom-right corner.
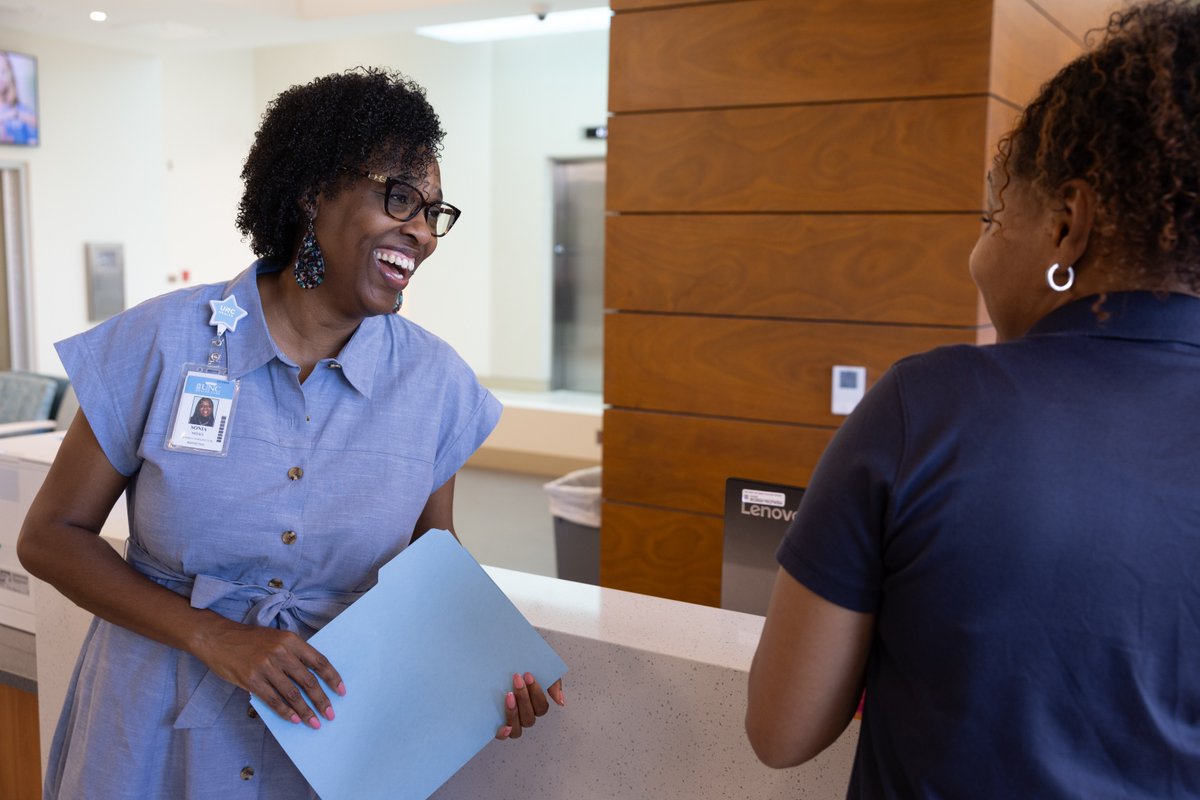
[{"x1": 192, "y1": 617, "x2": 346, "y2": 728}]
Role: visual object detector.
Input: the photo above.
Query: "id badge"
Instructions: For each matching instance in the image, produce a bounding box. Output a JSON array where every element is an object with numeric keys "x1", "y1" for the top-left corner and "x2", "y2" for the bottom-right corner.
[{"x1": 166, "y1": 367, "x2": 240, "y2": 456}]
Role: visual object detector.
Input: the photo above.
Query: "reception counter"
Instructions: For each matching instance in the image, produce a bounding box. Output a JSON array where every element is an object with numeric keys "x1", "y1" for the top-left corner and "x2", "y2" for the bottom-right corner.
[{"x1": 33, "y1": 545, "x2": 858, "y2": 798}]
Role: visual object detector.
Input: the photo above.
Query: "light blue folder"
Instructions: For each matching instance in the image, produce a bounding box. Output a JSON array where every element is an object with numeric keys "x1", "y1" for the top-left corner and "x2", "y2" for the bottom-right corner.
[{"x1": 250, "y1": 530, "x2": 568, "y2": 800}]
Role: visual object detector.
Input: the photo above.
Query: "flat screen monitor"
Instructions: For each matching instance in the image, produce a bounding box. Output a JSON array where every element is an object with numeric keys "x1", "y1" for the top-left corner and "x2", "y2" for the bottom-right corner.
[{"x1": 0, "y1": 50, "x2": 39, "y2": 147}]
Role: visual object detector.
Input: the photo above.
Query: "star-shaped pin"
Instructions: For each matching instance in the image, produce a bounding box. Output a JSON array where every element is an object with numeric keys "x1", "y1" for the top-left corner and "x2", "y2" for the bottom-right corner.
[{"x1": 208, "y1": 295, "x2": 248, "y2": 337}]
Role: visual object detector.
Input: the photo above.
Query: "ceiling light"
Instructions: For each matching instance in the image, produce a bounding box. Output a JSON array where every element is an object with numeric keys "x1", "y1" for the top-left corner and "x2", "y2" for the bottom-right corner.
[
  {"x1": 89, "y1": 10, "x2": 107, "y2": 22},
  {"x1": 416, "y1": 6, "x2": 612, "y2": 44}
]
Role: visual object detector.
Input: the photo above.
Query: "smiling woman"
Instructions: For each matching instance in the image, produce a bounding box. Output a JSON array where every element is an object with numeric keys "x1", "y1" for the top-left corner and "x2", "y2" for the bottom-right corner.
[{"x1": 18, "y1": 67, "x2": 562, "y2": 799}]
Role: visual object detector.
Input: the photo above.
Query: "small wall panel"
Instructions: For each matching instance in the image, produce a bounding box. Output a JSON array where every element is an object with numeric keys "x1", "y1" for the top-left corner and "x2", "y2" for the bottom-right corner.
[
  {"x1": 610, "y1": 0, "x2": 991, "y2": 112},
  {"x1": 0, "y1": 682, "x2": 40, "y2": 800},
  {"x1": 606, "y1": 315, "x2": 975, "y2": 425},
  {"x1": 606, "y1": 214, "x2": 982, "y2": 325},
  {"x1": 600, "y1": 501, "x2": 724, "y2": 605},
  {"x1": 607, "y1": 97, "x2": 988, "y2": 213},
  {"x1": 603, "y1": 409, "x2": 834, "y2": 516},
  {"x1": 990, "y1": 0, "x2": 1083, "y2": 107}
]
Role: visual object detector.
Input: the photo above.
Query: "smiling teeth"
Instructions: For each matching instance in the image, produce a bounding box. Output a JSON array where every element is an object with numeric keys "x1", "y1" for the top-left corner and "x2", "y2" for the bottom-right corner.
[{"x1": 375, "y1": 250, "x2": 415, "y2": 272}]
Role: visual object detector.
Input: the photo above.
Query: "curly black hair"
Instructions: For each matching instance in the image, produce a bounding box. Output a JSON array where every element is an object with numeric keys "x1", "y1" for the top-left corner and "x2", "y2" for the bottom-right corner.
[
  {"x1": 997, "y1": 0, "x2": 1200, "y2": 289},
  {"x1": 236, "y1": 67, "x2": 445, "y2": 260}
]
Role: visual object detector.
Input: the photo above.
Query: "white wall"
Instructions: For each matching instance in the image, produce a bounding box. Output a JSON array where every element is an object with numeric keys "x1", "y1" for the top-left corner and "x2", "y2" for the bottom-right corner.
[
  {"x1": 162, "y1": 52, "x2": 258, "y2": 287},
  {"x1": 0, "y1": 32, "x2": 166, "y2": 375},
  {"x1": 489, "y1": 32, "x2": 608, "y2": 387},
  {"x1": 2, "y1": 29, "x2": 607, "y2": 387}
]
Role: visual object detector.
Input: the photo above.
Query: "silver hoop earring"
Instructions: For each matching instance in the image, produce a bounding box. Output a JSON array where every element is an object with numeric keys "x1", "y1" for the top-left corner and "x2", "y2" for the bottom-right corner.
[{"x1": 1046, "y1": 262, "x2": 1074, "y2": 292}]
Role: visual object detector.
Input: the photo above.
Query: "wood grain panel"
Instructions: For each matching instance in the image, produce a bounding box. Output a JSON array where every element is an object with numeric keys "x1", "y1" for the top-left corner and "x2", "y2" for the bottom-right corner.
[
  {"x1": 990, "y1": 0, "x2": 1083, "y2": 107},
  {"x1": 600, "y1": 501, "x2": 724, "y2": 605},
  {"x1": 606, "y1": 214, "x2": 981, "y2": 325},
  {"x1": 1032, "y1": 0, "x2": 1123, "y2": 46},
  {"x1": 606, "y1": 315, "x2": 975, "y2": 425},
  {"x1": 610, "y1": 0, "x2": 991, "y2": 112},
  {"x1": 0, "y1": 682, "x2": 40, "y2": 800},
  {"x1": 612, "y1": 0, "x2": 731, "y2": 10},
  {"x1": 603, "y1": 409, "x2": 834, "y2": 515},
  {"x1": 607, "y1": 97, "x2": 989, "y2": 213}
]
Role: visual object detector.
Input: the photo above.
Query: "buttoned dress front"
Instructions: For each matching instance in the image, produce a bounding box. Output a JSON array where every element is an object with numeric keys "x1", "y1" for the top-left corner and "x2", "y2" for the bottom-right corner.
[{"x1": 44, "y1": 260, "x2": 502, "y2": 799}]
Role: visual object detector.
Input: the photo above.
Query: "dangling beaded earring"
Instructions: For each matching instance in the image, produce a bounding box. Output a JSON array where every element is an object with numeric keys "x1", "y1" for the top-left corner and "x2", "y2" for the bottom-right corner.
[
  {"x1": 294, "y1": 218, "x2": 325, "y2": 289},
  {"x1": 392, "y1": 291, "x2": 404, "y2": 313}
]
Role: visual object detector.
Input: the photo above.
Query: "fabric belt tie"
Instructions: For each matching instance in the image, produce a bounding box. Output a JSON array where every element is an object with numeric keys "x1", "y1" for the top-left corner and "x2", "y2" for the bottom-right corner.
[{"x1": 125, "y1": 540, "x2": 363, "y2": 729}]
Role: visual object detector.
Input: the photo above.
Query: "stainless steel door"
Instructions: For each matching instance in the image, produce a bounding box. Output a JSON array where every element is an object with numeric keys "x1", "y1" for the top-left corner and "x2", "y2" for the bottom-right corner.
[{"x1": 551, "y1": 159, "x2": 605, "y2": 393}]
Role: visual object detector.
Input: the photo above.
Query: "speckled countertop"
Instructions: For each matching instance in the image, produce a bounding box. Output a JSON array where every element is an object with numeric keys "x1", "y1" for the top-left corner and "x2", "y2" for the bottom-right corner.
[
  {"x1": 484, "y1": 566, "x2": 766, "y2": 671},
  {"x1": 0, "y1": 622, "x2": 36, "y2": 694}
]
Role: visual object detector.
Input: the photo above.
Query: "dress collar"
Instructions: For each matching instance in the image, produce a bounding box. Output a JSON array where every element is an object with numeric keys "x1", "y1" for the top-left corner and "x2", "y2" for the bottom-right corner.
[
  {"x1": 1026, "y1": 291, "x2": 1200, "y2": 349},
  {"x1": 218, "y1": 259, "x2": 383, "y2": 398}
]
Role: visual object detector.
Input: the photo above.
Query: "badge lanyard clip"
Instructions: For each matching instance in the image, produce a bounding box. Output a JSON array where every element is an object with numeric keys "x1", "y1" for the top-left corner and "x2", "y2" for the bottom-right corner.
[{"x1": 165, "y1": 295, "x2": 247, "y2": 457}]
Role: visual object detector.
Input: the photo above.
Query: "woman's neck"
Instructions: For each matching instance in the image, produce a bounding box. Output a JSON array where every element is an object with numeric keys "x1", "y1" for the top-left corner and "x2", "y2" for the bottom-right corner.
[{"x1": 257, "y1": 267, "x2": 360, "y2": 382}]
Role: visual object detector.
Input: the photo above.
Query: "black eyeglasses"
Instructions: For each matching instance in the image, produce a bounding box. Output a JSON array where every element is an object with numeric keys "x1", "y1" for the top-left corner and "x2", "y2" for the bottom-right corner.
[{"x1": 345, "y1": 169, "x2": 461, "y2": 237}]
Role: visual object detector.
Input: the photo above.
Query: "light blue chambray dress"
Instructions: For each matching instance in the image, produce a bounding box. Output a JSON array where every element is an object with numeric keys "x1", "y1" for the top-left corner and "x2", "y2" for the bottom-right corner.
[{"x1": 46, "y1": 260, "x2": 502, "y2": 799}]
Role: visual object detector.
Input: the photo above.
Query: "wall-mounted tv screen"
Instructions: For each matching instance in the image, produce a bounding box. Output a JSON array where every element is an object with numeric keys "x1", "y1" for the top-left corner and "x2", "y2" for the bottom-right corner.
[{"x1": 0, "y1": 50, "x2": 38, "y2": 147}]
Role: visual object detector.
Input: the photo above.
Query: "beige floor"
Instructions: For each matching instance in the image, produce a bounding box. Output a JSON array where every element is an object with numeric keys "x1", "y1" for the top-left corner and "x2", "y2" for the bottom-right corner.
[{"x1": 452, "y1": 467, "x2": 559, "y2": 578}]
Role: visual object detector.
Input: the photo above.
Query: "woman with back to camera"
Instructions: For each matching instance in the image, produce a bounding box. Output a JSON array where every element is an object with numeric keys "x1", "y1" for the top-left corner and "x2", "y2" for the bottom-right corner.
[
  {"x1": 18, "y1": 68, "x2": 562, "y2": 799},
  {"x1": 746, "y1": 2, "x2": 1200, "y2": 796}
]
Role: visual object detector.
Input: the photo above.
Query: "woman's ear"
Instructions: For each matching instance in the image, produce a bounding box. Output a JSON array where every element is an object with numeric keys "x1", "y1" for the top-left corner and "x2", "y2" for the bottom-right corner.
[{"x1": 1051, "y1": 179, "x2": 1096, "y2": 267}]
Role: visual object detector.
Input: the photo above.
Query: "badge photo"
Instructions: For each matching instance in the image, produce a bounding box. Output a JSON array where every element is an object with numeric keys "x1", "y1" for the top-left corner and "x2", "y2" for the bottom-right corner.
[{"x1": 167, "y1": 370, "x2": 238, "y2": 455}]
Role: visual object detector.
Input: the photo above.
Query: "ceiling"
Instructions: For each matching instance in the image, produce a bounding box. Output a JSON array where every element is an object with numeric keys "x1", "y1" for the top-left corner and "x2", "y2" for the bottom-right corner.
[{"x1": 0, "y1": 0, "x2": 607, "y2": 54}]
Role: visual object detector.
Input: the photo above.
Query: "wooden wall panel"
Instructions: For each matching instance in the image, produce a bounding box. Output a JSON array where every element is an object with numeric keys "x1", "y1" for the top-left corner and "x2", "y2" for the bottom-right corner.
[
  {"x1": 603, "y1": 409, "x2": 834, "y2": 516},
  {"x1": 1033, "y1": 0, "x2": 1123, "y2": 45},
  {"x1": 607, "y1": 316, "x2": 975, "y2": 425},
  {"x1": 990, "y1": 0, "x2": 1084, "y2": 106},
  {"x1": 612, "y1": 0, "x2": 732, "y2": 10},
  {"x1": 607, "y1": 97, "x2": 989, "y2": 213},
  {"x1": 610, "y1": 0, "x2": 991, "y2": 111},
  {"x1": 0, "y1": 682, "x2": 40, "y2": 800},
  {"x1": 606, "y1": 214, "x2": 982, "y2": 325},
  {"x1": 600, "y1": 501, "x2": 724, "y2": 606}
]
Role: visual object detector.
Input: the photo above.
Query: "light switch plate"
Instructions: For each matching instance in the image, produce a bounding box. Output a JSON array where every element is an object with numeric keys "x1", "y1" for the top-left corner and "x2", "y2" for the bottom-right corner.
[{"x1": 831, "y1": 365, "x2": 866, "y2": 415}]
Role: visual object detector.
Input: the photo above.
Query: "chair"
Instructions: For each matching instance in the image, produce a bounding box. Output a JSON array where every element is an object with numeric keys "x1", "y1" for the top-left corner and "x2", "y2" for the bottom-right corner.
[{"x1": 0, "y1": 371, "x2": 68, "y2": 437}]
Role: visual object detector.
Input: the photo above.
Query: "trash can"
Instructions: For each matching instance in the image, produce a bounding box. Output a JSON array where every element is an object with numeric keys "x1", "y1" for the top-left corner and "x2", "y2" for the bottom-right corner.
[{"x1": 543, "y1": 466, "x2": 601, "y2": 585}]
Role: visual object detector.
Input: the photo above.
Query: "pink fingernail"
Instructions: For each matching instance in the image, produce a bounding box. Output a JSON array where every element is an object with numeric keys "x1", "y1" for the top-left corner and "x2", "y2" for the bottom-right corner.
[
  {"x1": 524, "y1": 672, "x2": 535, "y2": 685},
  {"x1": 308, "y1": 716, "x2": 321, "y2": 730},
  {"x1": 499, "y1": 726, "x2": 512, "y2": 738},
  {"x1": 506, "y1": 692, "x2": 516, "y2": 710},
  {"x1": 513, "y1": 673, "x2": 525, "y2": 690},
  {"x1": 335, "y1": 682, "x2": 346, "y2": 697},
  {"x1": 290, "y1": 714, "x2": 301, "y2": 724},
  {"x1": 324, "y1": 706, "x2": 336, "y2": 721}
]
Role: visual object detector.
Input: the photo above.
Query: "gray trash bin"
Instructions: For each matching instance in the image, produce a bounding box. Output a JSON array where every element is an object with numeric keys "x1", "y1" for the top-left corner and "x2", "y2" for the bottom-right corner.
[{"x1": 543, "y1": 466, "x2": 601, "y2": 585}]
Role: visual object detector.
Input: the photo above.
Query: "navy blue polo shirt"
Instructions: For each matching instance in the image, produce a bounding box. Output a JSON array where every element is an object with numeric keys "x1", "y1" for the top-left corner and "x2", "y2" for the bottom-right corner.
[{"x1": 779, "y1": 292, "x2": 1200, "y2": 799}]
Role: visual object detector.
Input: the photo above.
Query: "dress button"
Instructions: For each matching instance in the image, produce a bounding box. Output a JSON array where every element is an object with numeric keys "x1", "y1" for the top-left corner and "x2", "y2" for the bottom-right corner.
[
  {"x1": 240, "y1": 766, "x2": 255, "y2": 780},
  {"x1": 247, "y1": 704, "x2": 258, "y2": 719},
  {"x1": 267, "y1": 578, "x2": 284, "y2": 589},
  {"x1": 288, "y1": 466, "x2": 303, "y2": 480},
  {"x1": 281, "y1": 530, "x2": 297, "y2": 545},
  {"x1": 328, "y1": 361, "x2": 342, "y2": 369}
]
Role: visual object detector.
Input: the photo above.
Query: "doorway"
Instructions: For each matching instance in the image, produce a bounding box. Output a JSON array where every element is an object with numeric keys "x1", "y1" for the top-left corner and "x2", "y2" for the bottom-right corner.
[
  {"x1": 550, "y1": 158, "x2": 605, "y2": 394},
  {"x1": 0, "y1": 162, "x2": 33, "y2": 372}
]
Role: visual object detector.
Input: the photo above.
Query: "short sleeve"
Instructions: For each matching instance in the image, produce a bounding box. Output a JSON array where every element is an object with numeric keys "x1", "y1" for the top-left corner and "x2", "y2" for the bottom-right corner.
[
  {"x1": 55, "y1": 311, "x2": 164, "y2": 477},
  {"x1": 776, "y1": 365, "x2": 907, "y2": 613},
  {"x1": 430, "y1": 362, "x2": 502, "y2": 491}
]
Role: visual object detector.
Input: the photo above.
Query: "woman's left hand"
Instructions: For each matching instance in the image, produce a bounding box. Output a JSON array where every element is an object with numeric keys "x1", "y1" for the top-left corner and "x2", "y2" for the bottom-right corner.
[{"x1": 495, "y1": 672, "x2": 565, "y2": 740}]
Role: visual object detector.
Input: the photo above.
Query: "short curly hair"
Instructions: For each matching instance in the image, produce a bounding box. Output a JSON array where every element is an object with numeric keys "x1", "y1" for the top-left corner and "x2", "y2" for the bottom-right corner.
[
  {"x1": 236, "y1": 67, "x2": 445, "y2": 260},
  {"x1": 997, "y1": 0, "x2": 1200, "y2": 289}
]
